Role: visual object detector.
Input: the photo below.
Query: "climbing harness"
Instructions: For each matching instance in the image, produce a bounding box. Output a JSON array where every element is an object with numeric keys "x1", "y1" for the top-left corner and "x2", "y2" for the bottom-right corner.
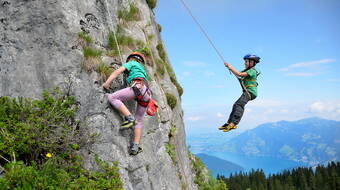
[
  {"x1": 130, "y1": 78, "x2": 158, "y2": 116},
  {"x1": 130, "y1": 78, "x2": 149, "y2": 107}
]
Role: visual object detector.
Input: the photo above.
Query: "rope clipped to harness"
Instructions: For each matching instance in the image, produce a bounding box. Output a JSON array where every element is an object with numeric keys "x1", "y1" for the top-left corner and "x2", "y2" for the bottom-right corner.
[{"x1": 131, "y1": 78, "x2": 158, "y2": 116}]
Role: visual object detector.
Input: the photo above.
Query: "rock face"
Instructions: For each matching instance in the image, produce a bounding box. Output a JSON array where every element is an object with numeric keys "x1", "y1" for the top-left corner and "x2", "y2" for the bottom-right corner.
[{"x1": 0, "y1": 0, "x2": 197, "y2": 189}]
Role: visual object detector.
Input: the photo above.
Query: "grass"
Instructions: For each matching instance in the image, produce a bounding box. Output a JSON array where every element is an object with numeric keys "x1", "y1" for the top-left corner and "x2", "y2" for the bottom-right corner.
[
  {"x1": 165, "y1": 143, "x2": 177, "y2": 165},
  {"x1": 78, "y1": 32, "x2": 93, "y2": 44},
  {"x1": 169, "y1": 125, "x2": 177, "y2": 138},
  {"x1": 146, "y1": 0, "x2": 157, "y2": 9},
  {"x1": 95, "y1": 63, "x2": 113, "y2": 83},
  {"x1": 107, "y1": 30, "x2": 134, "y2": 51},
  {"x1": 165, "y1": 93, "x2": 177, "y2": 110},
  {"x1": 156, "y1": 43, "x2": 166, "y2": 61},
  {"x1": 82, "y1": 57, "x2": 102, "y2": 72},
  {"x1": 155, "y1": 58, "x2": 165, "y2": 76},
  {"x1": 107, "y1": 26, "x2": 146, "y2": 58},
  {"x1": 118, "y1": 3, "x2": 140, "y2": 22},
  {"x1": 170, "y1": 75, "x2": 184, "y2": 97},
  {"x1": 157, "y1": 23, "x2": 162, "y2": 32},
  {"x1": 135, "y1": 46, "x2": 151, "y2": 57},
  {"x1": 83, "y1": 47, "x2": 103, "y2": 59}
]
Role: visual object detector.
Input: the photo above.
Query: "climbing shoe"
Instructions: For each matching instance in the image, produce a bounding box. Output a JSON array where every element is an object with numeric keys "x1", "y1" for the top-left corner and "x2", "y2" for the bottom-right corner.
[
  {"x1": 129, "y1": 143, "x2": 143, "y2": 155},
  {"x1": 223, "y1": 123, "x2": 237, "y2": 132},
  {"x1": 218, "y1": 123, "x2": 229, "y2": 130},
  {"x1": 121, "y1": 115, "x2": 135, "y2": 129}
]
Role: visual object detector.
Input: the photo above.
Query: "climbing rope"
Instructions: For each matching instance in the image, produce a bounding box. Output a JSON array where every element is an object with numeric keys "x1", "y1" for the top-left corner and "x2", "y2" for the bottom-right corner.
[
  {"x1": 104, "y1": 0, "x2": 124, "y2": 63},
  {"x1": 178, "y1": 0, "x2": 226, "y2": 64}
]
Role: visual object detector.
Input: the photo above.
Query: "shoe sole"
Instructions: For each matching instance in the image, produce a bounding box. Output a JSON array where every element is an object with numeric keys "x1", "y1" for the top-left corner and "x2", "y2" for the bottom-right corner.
[
  {"x1": 121, "y1": 122, "x2": 135, "y2": 129},
  {"x1": 223, "y1": 127, "x2": 237, "y2": 132},
  {"x1": 130, "y1": 147, "x2": 143, "y2": 155},
  {"x1": 218, "y1": 123, "x2": 229, "y2": 130}
]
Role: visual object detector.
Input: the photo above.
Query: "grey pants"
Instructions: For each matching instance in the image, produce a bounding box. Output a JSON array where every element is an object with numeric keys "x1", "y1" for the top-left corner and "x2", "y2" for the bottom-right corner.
[{"x1": 227, "y1": 92, "x2": 256, "y2": 125}]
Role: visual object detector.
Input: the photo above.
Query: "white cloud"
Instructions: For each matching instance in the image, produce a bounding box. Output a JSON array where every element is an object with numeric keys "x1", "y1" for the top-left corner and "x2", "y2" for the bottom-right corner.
[
  {"x1": 216, "y1": 112, "x2": 225, "y2": 118},
  {"x1": 278, "y1": 59, "x2": 336, "y2": 76},
  {"x1": 308, "y1": 101, "x2": 340, "y2": 120},
  {"x1": 309, "y1": 101, "x2": 340, "y2": 113},
  {"x1": 290, "y1": 59, "x2": 336, "y2": 68}
]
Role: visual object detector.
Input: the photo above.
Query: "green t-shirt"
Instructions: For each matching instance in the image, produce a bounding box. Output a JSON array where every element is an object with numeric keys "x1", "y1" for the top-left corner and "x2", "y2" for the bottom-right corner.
[
  {"x1": 123, "y1": 60, "x2": 148, "y2": 84},
  {"x1": 242, "y1": 68, "x2": 258, "y2": 97}
]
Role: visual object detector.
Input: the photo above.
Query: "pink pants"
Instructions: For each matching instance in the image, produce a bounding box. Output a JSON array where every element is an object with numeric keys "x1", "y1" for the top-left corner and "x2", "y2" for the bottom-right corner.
[{"x1": 108, "y1": 85, "x2": 150, "y2": 129}]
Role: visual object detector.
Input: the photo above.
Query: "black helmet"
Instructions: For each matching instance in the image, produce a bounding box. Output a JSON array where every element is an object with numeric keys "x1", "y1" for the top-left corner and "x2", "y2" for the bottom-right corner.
[{"x1": 243, "y1": 54, "x2": 260, "y2": 63}]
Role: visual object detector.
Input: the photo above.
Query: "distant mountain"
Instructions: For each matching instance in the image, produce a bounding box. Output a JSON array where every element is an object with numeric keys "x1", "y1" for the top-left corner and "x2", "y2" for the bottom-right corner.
[
  {"x1": 215, "y1": 117, "x2": 340, "y2": 166},
  {"x1": 196, "y1": 153, "x2": 243, "y2": 177}
]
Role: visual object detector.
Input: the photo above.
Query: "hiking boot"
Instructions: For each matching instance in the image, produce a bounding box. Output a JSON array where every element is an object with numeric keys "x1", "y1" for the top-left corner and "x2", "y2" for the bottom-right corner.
[
  {"x1": 223, "y1": 123, "x2": 237, "y2": 132},
  {"x1": 218, "y1": 123, "x2": 229, "y2": 130},
  {"x1": 121, "y1": 115, "x2": 135, "y2": 129},
  {"x1": 129, "y1": 143, "x2": 143, "y2": 155}
]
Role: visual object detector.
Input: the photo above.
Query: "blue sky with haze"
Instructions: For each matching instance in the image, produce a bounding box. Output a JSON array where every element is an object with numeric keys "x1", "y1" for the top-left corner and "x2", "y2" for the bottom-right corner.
[{"x1": 154, "y1": 0, "x2": 340, "y2": 132}]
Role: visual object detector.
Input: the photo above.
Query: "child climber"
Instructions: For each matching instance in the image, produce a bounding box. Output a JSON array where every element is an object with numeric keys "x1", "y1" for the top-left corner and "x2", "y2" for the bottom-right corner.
[
  {"x1": 102, "y1": 52, "x2": 150, "y2": 155},
  {"x1": 219, "y1": 54, "x2": 260, "y2": 132}
]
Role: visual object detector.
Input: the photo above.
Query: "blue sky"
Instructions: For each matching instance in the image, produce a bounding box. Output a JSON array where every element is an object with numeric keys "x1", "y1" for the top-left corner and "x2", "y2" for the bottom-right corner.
[{"x1": 154, "y1": 0, "x2": 340, "y2": 133}]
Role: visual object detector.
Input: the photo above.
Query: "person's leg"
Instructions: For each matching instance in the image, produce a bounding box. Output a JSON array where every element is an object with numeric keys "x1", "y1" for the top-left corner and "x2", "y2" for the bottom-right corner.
[
  {"x1": 108, "y1": 87, "x2": 136, "y2": 127},
  {"x1": 130, "y1": 85, "x2": 150, "y2": 155},
  {"x1": 108, "y1": 87, "x2": 135, "y2": 115},
  {"x1": 227, "y1": 92, "x2": 250, "y2": 125}
]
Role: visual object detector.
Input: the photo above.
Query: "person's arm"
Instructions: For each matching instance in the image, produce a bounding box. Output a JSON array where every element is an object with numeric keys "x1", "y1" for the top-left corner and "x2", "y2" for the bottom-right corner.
[
  {"x1": 102, "y1": 66, "x2": 126, "y2": 89},
  {"x1": 224, "y1": 62, "x2": 248, "y2": 77}
]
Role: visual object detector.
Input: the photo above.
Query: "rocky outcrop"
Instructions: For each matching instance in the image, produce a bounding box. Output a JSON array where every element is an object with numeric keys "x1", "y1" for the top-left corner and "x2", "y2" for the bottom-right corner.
[{"x1": 0, "y1": 0, "x2": 197, "y2": 189}]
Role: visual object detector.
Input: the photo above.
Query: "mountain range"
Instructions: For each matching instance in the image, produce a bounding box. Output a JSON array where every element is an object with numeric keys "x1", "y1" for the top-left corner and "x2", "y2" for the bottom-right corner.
[
  {"x1": 189, "y1": 117, "x2": 340, "y2": 172},
  {"x1": 196, "y1": 153, "x2": 243, "y2": 177}
]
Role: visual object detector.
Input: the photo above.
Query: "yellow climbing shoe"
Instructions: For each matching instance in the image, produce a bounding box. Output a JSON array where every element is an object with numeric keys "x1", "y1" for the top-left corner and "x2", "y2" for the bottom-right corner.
[
  {"x1": 223, "y1": 123, "x2": 237, "y2": 132},
  {"x1": 218, "y1": 123, "x2": 229, "y2": 130}
]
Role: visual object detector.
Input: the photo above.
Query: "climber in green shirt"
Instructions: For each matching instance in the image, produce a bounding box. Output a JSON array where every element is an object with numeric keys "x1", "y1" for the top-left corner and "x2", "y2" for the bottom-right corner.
[{"x1": 219, "y1": 54, "x2": 261, "y2": 132}]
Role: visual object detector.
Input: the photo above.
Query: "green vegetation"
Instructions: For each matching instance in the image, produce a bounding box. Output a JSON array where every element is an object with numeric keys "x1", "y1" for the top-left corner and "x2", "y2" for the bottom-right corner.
[
  {"x1": 165, "y1": 143, "x2": 177, "y2": 165},
  {"x1": 170, "y1": 76, "x2": 184, "y2": 97},
  {"x1": 155, "y1": 58, "x2": 166, "y2": 76},
  {"x1": 165, "y1": 93, "x2": 177, "y2": 110},
  {"x1": 135, "y1": 46, "x2": 151, "y2": 57},
  {"x1": 83, "y1": 46, "x2": 103, "y2": 59},
  {"x1": 218, "y1": 161, "x2": 340, "y2": 190},
  {"x1": 107, "y1": 27, "x2": 145, "y2": 57},
  {"x1": 82, "y1": 57, "x2": 103, "y2": 72},
  {"x1": 157, "y1": 23, "x2": 162, "y2": 33},
  {"x1": 78, "y1": 31, "x2": 93, "y2": 44},
  {"x1": 156, "y1": 43, "x2": 167, "y2": 61},
  {"x1": 164, "y1": 62, "x2": 183, "y2": 96},
  {"x1": 189, "y1": 152, "x2": 227, "y2": 190},
  {"x1": 118, "y1": 3, "x2": 140, "y2": 22},
  {"x1": 0, "y1": 157, "x2": 123, "y2": 190},
  {"x1": 95, "y1": 63, "x2": 114, "y2": 83},
  {"x1": 169, "y1": 125, "x2": 177, "y2": 138},
  {"x1": 0, "y1": 90, "x2": 123, "y2": 189},
  {"x1": 146, "y1": 0, "x2": 157, "y2": 9},
  {"x1": 0, "y1": 89, "x2": 78, "y2": 162}
]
